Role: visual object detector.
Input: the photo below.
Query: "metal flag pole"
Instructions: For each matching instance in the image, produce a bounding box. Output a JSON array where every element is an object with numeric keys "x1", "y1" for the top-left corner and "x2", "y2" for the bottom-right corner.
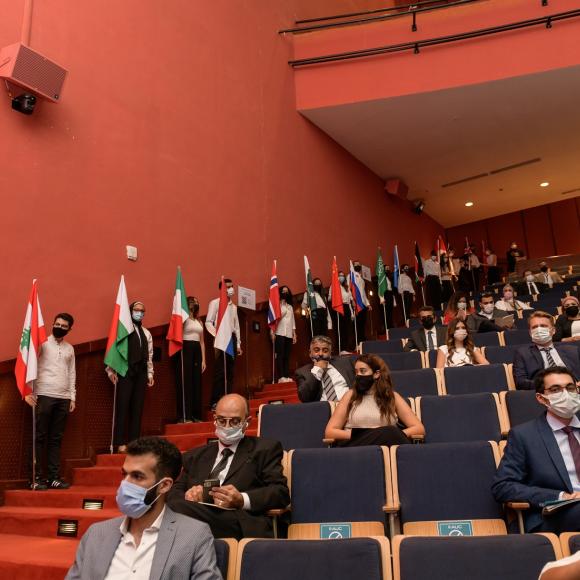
[
  {"x1": 272, "y1": 341, "x2": 276, "y2": 384},
  {"x1": 382, "y1": 302, "x2": 388, "y2": 336},
  {"x1": 32, "y1": 405, "x2": 37, "y2": 490},
  {"x1": 180, "y1": 349, "x2": 186, "y2": 422},
  {"x1": 223, "y1": 350, "x2": 228, "y2": 395},
  {"x1": 353, "y1": 311, "x2": 359, "y2": 353},
  {"x1": 421, "y1": 283, "x2": 426, "y2": 306},
  {"x1": 337, "y1": 313, "x2": 341, "y2": 354},
  {"x1": 401, "y1": 291, "x2": 408, "y2": 326},
  {"x1": 110, "y1": 382, "x2": 117, "y2": 454}
]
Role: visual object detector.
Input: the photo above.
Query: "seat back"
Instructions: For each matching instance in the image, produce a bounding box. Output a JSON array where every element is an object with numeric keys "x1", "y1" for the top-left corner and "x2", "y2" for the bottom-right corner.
[
  {"x1": 214, "y1": 538, "x2": 236, "y2": 580},
  {"x1": 237, "y1": 537, "x2": 391, "y2": 580},
  {"x1": 483, "y1": 346, "x2": 517, "y2": 365},
  {"x1": 560, "y1": 532, "x2": 580, "y2": 557},
  {"x1": 503, "y1": 330, "x2": 532, "y2": 346},
  {"x1": 392, "y1": 534, "x2": 561, "y2": 580},
  {"x1": 377, "y1": 351, "x2": 423, "y2": 371},
  {"x1": 417, "y1": 393, "x2": 503, "y2": 443},
  {"x1": 290, "y1": 446, "x2": 388, "y2": 524},
  {"x1": 472, "y1": 332, "x2": 501, "y2": 348},
  {"x1": 362, "y1": 340, "x2": 405, "y2": 354},
  {"x1": 442, "y1": 364, "x2": 510, "y2": 396},
  {"x1": 390, "y1": 369, "x2": 440, "y2": 398},
  {"x1": 387, "y1": 327, "x2": 413, "y2": 341},
  {"x1": 426, "y1": 349, "x2": 438, "y2": 368},
  {"x1": 258, "y1": 402, "x2": 331, "y2": 450},
  {"x1": 392, "y1": 441, "x2": 504, "y2": 532},
  {"x1": 500, "y1": 390, "x2": 545, "y2": 430}
]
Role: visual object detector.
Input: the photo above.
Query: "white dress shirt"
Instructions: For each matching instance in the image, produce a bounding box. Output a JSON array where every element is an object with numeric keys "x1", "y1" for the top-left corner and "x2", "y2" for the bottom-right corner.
[
  {"x1": 525, "y1": 281, "x2": 539, "y2": 295},
  {"x1": 423, "y1": 328, "x2": 439, "y2": 350},
  {"x1": 205, "y1": 298, "x2": 241, "y2": 349},
  {"x1": 423, "y1": 258, "x2": 441, "y2": 277},
  {"x1": 275, "y1": 303, "x2": 296, "y2": 338},
  {"x1": 537, "y1": 344, "x2": 565, "y2": 368},
  {"x1": 398, "y1": 273, "x2": 415, "y2": 295},
  {"x1": 301, "y1": 293, "x2": 332, "y2": 329},
  {"x1": 328, "y1": 284, "x2": 353, "y2": 305},
  {"x1": 546, "y1": 413, "x2": 580, "y2": 496},
  {"x1": 572, "y1": 320, "x2": 580, "y2": 337},
  {"x1": 105, "y1": 507, "x2": 166, "y2": 580},
  {"x1": 34, "y1": 335, "x2": 76, "y2": 401},
  {"x1": 310, "y1": 363, "x2": 349, "y2": 401},
  {"x1": 495, "y1": 299, "x2": 532, "y2": 312},
  {"x1": 211, "y1": 440, "x2": 251, "y2": 509},
  {"x1": 438, "y1": 345, "x2": 479, "y2": 367},
  {"x1": 183, "y1": 317, "x2": 203, "y2": 341}
]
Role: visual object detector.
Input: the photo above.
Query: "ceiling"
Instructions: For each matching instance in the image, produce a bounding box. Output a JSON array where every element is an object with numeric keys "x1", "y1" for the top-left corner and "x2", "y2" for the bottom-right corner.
[{"x1": 301, "y1": 65, "x2": 580, "y2": 227}]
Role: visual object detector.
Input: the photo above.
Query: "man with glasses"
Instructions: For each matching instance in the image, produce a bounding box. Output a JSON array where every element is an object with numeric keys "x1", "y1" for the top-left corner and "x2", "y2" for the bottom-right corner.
[
  {"x1": 167, "y1": 393, "x2": 289, "y2": 538},
  {"x1": 404, "y1": 305, "x2": 447, "y2": 352},
  {"x1": 24, "y1": 313, "x2": 75, "y2": 490},
  {"x1": 492, "y1": 367, "x2": 580, "y2": 533}
]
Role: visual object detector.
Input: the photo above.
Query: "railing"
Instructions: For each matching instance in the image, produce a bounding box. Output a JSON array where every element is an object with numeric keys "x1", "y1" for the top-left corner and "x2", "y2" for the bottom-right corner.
[{"x1": 288, "y1": 9, "x2": 580, "y2": 68}]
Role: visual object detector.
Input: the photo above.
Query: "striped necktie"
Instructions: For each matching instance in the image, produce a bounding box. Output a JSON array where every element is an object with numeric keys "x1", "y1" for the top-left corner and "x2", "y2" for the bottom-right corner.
[
  {"x1": 541, "y1": 347, "x2": 558, "y2": 368},
  {"x1": 322, "y1": 369, "x2": 338, "y2": 402}
]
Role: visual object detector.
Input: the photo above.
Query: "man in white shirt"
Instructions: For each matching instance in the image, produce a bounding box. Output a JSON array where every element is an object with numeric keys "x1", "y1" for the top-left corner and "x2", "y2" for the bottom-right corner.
[
  {"x1": 397, "y1": 265, "x2": 415, "y2": 323},
  {"x1": 423, "y1": 251, "x2": 442, "y2": 310},
  {"x1": 25, "y1": 313, "x2": 75, "y2": 490},
  {"x1": 522, "y1": 269, "x2": 541, "y2": 295},
  {"x1": 536, "y1": 262, "x2": 564, "y2": 288},
  {"x1": 206, "y1": 278, "x2": 242, "y2": 409},
  {"x1": 66, "y1": 437, "x2": 221, "y2": 580}
]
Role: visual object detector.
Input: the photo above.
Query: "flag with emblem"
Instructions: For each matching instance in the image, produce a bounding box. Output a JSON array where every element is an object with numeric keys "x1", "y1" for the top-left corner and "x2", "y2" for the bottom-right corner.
[{"x1": 376, "y1": 248, "x2": 387, "y2": 300}]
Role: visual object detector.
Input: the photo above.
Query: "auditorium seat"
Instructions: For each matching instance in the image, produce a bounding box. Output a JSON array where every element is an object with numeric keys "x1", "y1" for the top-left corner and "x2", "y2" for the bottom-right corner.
[
  {"x1": 390, "y1": 369, "x2": 441, "y2": 398},
  {"x1": 215, "y1": 538, "x2": 237, "y2": 580},
  {"x1": 472, "y1": 332, "x2": 502, "y2": 348},
  {"x1": 387, "y1": 328, "x2": 413, "y2": 341},
  {"x1": 376, "y1": 352, "x2": 424, "y2": 371},
  {"x1": 287, "y1": 446, "x2": 391, "y2": 539},
  {"x1": 499, "y1": 390, "x2": 545, "y2": 430},
  {"x1": 425, "y1": 349, "x2": 438, "y2": 368},
  {"x1": 503, "y1": 330, "x2": 532, "y2": 346},
  {"x1": 416, "y1": 393, "x2": 505, "y2": 443},
  {"x1": 482, "y1": 345, "x2": 518, "y2": 365},
  {"x1": 560, "y1": 532, "x2": 580, "y2": 557},
  {"x1": 236, "y1": 537, "x2": 391, "y2": 580},
  {"x1": 362, "y1": 340, "x2": 406, "y2": 354},
  {"x1": 441, "y1": 364, "x2": 512, "y2": 396},
  {"x1": 257, "y1": 402, "x2": 331, "y2": 450},
  {"x1": 392, "y1": 533, "x2": 562, "y2": 580},
  {"x1": 390, "y1": 441, "x2": 506, "y2": 536}
]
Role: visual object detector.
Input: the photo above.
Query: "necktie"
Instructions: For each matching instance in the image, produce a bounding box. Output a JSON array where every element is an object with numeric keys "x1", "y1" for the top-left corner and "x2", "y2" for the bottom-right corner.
[
  {"x1": 322, "y1": 369, "x2": 338, "y2": 401},
  {"x1": 427, "y1": 331, "x2": 435, "y2": 351},
  {"x1": 209, "y1": 447, "x2": 233, "y2": 480},
  {"x1": 562, "y1": 427, "x2": 580, "y2": 480},
  {"x1": 541, "y1": 347, "x2": 558, "y2": 368}
]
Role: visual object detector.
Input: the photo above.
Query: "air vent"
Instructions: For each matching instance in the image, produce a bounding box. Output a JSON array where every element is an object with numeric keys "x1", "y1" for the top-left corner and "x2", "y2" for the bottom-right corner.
[
  {"x1": 57, "y1": 519, "x2": 79, "y2": 537},
  {"x1": 441, "y1": 158, "x2": 542, "y2": 188},
  {"x1": 441, "y1": 173, "x2": 488, "y2": 188},
  {"x1": 83, "y1": 499, "x2": 104, "y2": 510},
  {"x1": 561, "y1": 188, "x2": 580, "y2": 195}
]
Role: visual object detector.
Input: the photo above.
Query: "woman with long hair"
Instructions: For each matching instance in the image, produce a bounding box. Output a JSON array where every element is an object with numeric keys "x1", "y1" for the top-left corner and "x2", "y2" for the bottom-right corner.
[
  {"x1": 554, "y1": 295, "x2": 580, "y2": 343},
  {"x1": 495, "y1": 284, "x2": 532, "y2": 312},
  {"x1": 324, "y1": 354, "x2": 425, "y2": 446},
  {"x1": 271, "y1": 285, "x2": 297, "y2": 382},
  {"x1": 443, "y1": 291, "x2": 472, "y2": 325},
  {"x1": 436, "y1": 318, "x2": 489, "y2": 368}
]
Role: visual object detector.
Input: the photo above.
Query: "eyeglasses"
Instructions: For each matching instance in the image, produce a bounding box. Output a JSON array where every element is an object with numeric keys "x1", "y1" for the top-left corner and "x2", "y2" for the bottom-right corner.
[
  {"x1": 214, "y1": 416, "x2": 245, "y2": 428},
  {"x1": 544, "y1": 385, "x2": 580, "y2": 395}
]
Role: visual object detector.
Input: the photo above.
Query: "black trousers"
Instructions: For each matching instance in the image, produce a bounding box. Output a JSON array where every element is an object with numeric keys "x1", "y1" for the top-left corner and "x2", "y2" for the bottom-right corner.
[
  {"x1": 441, "y1": 280, "x2": 454, "y2": 306},
  {"x1": 383, "y1": 292, "x2": 394, "y2": 330},
  {"x1": 531, "y1": 503, "x2": 580, "y2": 534},
  {"x1": 211, "y1": 337, "x2": 237, "y2": 406},
  {"x1": 402, "y1": 291, "x2": 414, "y2": 321},
  {"x1": 426, "y1": 275, "x2": 442, "y2": 310},
  {"x1": 113, "y1": 366, "x2": 147, "y2": 447},
  {"x1": 174, "y1": 340, "x2": 203, "y2": 421},
  {"x1": 330, "y1": 304, "x2": 353, "y2": 352},
  {"x1": 355, "y1": 307, "x2": 368, "y2": 343},
  {"x1": 487, "y1": 266, "x2": 501, "y2": 285},
  {"x1": 336, "y1": 426, "x2": 411, "y2": 448},
  {"x1": 311, "y1": 308, "x2": 328, "y2": 338},
  {"x1": 274, "y1": 335, "x2": 293, "y2": 380},
  {"x1": 33, "y1": 395, "x2": 70, "y2": 480}
]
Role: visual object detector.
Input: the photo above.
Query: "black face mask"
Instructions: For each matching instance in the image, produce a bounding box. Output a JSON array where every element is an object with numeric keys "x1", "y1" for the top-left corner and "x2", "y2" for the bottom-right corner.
[
  {"x1": 565, "y1": 305, "x2": 579, "y2": 318},
  {"x1": 354, "y1": 375, "x2": 375, "y2": 394},
  {"x1": 354, "y1": 265, "x2": 362, "y2": 273},
  {"x1": 52, "y1": 326, "x2": 69, "y2": 339},
  {"x1": 540, "y1": 266, "x2": 548, "y2": 273},
  {"x1": 313, "y1": 284, "x2": 322, "y2": 292},
  {"x1": 421, "y1": 317, "x2": 435, "y2": 330},
  {"x1": 189, "y1": 303, "x2": 199, "y2": 315}
]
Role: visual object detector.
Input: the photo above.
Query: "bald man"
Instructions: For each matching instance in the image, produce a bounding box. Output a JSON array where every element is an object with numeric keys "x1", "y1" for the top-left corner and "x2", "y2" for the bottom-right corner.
[{"x1": 167, "y1": 394, "x2": 289, "y2": 539}]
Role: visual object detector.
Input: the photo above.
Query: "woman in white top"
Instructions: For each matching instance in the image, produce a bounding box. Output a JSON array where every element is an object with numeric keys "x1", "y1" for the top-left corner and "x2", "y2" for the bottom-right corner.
[
  {"x1": 271, "y1": 286, "x2": 297, "y2": 382},
  {"x1": 495, "y1": 284, "x2": 532, "y2": 312},
  {"x1": 398, "y1": 264, "x2": 415, "y2": 323},
  {"x1": 174, "y1": 296, "x2": 206, "y2": 422},
  {"x1": 436, "y1": 319, "x2": 489, "y2": 368},
  {"x1": 485, "y1": 248, "x2": 501, "y2": 285},
  {"x1": 328, "y1": 270, "x2": 354, "y2": 353},
  {"x1": 325, "y1": 354, "x2": 425, "y2": 447}
]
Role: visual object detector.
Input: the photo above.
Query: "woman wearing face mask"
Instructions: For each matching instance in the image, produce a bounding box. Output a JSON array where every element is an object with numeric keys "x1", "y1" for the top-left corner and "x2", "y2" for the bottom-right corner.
[
  {"x1": 271, "y1": 286, "x2": 297, "y2": 382},
  {"x1": 328, "y1": 270, "x2": 354, "y2": 353},
  {"x1": 107, "y1": 301, "x2": 154, "y2": 453},
  {"x1": 301, "y1": 277, "x2": 332, "y2": 338},
  {"x1": 495, "y1": 284, "x2": 532, "y2": 312},
  {"x1": 436, "y1": 319, "x2": 489, "y2": 368},
  {"x1": 554, "y1": 296, "x2": 580, "y2": 343},
  {"x1": 324, "y1": 355, "x2": 425, "y2": 446},
  {"x1": 443, "y1": 291, "x2": 472, "y2": 325},
  {"x1": 174, "y1": 296, "x2": 206, "y2": 423}
]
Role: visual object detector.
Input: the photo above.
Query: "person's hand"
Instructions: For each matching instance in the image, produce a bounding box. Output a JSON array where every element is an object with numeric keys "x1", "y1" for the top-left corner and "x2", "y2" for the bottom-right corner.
[
  {"x1": 24, "y1": 394, "x2": 37, "y2": 407},
  {"x1": 147, "y1": 376, "x2": 154, "y2": 388},
  {"x1": 201, "y1": 361, "x2": 206, "y2": 373},
  {"x1": 210, "y1": 484, "x2": 244, "y2": 509},
  {"x1": 237, "y1": 347, "x2": 243, "y2": 356},
  {"x1": 562, "y1": 492, "x2": 580, "y2": 500},
  {"x1": 270, "y1": 332, "x2": 275, "y2": 344},
  {"x1": 367, "y1": 304, "x2": 372, "y2": 311},
  {"x1": 108, "y1": 371, "x2": 118, "y2": 385},
  {"x1": 313, "y1": 358, "x2": 329, "y2": 370},
  {"x1": 412, "y1": 295, "x2": 416, "y2": 302},
  {"x1": 292, "y1": 334, "x2": 297, "y2": 345},
  {"x1": 69, "y1": 401, "x2": 76, "y2": 412},
  {"x1": 185, "y1": 485, "x2": 203, "y2": 502}
]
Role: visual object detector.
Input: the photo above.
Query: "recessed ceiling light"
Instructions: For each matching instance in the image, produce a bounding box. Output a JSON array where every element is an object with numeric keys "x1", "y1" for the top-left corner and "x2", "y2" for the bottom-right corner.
[
  {"x1": 465, "y1": 201, "x2": 474, "y2": 207},
  {"x1": 540, "y1": 181, "x2": 549, "y2": 187}
]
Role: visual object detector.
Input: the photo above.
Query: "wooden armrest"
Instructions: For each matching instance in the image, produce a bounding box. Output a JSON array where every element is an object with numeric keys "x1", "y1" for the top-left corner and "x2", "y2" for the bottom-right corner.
[
  {"x1": 383, "y1": 503, "x2": 400, "y2": 513},
  {"x1": 322, "y1": 438, "x2": 335, "y2": 445},
  {"x1": 506, "y1": 502, "x2": 530, "y2": 510},
  {"x1": 411, "y1": 434, "x2": 425, "y2": 443},
  {"x1": 267, "y1": 506, "x2": 290, "y2": 517}
]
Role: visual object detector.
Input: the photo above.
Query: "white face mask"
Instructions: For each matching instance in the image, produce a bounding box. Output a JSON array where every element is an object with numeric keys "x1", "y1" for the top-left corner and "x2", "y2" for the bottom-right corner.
[
  {"x1": 504, "y1": 292, "x2": 513, "y2": 300},
  {"x1": 226, "y1": 287, "x2": 235, "y2": 298},
  {"x1": 457, "y1": 302, "x2": 467, "y2": 310},
  {"x1": 482, "y1": 304, "x2": 494, "y2": 315},
  {"x1": 542, "y1": 390, "x2": 580, "y2": 419},
  {"x1": 215, "y1": 424, "x2": 246, "y2": 445},
  {"x1": 454, "y1": 329, "x2": 468, "y2": 340},
  {"x1": 531, "y1": 327, "x2": 553, "y2": 345}
]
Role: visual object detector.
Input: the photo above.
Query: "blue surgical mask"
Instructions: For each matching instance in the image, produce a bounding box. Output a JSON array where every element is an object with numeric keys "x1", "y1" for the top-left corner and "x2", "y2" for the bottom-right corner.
[
  {"x1": 132, "y1": 311, "x2": 144, "y2": 322},
  {"x1": 215, "y1": 424, "x2": 246, "y2": 446},
  {"x1": 338, "y1": 275, "x2": 345, "y2": 283},
  {"x1": 116, "y1": 479, "x2": 164, "y2": 519}
]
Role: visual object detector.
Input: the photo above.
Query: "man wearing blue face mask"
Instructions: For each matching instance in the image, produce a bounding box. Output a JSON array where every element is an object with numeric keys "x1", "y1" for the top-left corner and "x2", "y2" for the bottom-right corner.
[
  {"x1": 66, "y1": 437, "x2": 221, "y2": 579},
  {"x1": 167, "y1": 394, "x2": 289, "y2": 539}
]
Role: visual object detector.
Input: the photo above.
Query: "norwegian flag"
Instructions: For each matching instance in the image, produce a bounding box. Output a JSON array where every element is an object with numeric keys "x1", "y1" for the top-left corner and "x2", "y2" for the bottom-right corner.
[{"x1": 267, "y1": 260, "x2": 282, "y2": 330}]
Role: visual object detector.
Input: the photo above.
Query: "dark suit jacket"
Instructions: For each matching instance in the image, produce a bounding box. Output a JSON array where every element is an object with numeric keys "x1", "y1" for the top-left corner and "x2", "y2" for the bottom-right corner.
[
  {"x1": 404, "y1": 326, "x2": 448, "y2": 352},
  {"x1": 513, "y1": 343, "x2": 580, "y2": 390},
  {"x1": 167, "y1": 436, "x2": 289, "y2": 537},
  {"x1": 295, "y1": 356, "x2": 355, "y2": 402},
  {"x1": 492, "y1": 414, "x2": 576, "y2": 532}
]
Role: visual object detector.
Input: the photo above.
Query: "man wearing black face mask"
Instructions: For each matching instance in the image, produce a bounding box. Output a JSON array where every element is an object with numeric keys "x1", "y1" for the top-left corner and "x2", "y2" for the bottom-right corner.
[
  {"x1": 404, "y1": 306, "x2": 447, "y2": 352},
  {"x1": 24, "y1": 313, "x2": 75, "y2": 490}
]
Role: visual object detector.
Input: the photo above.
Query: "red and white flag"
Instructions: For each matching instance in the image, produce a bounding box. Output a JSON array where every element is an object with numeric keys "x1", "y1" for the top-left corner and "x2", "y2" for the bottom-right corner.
[
  {"x1": 267, "y1": 260, "x2": 281, "y2": 330},
  {"x1": 15, "y1": 279, "x2": 47, "y2": 398},
  {"x1": 166, "y1": 267, "x2": 189, "y2": 356}
]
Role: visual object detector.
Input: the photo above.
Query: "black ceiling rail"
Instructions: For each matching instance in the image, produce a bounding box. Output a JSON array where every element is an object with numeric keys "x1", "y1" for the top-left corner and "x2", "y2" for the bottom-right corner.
[
  {"x1": 289, "y1": 9, "x2": 580, "y2": 68},
  {"x1": 280, "y1": 0, "x2": 479, "y2": 35}
]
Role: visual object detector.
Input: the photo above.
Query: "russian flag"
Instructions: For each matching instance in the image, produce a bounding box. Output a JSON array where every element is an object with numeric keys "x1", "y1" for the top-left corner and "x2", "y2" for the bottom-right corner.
[
  {"x1": 215, "y1": 275, "x2": 235, "y2": 356},
  {"x1": 267, "y1": 260, "x2": 281, "y2": 330},
  {"x1": 349, "y1": 260, "x2": 365, "y2": 314}
]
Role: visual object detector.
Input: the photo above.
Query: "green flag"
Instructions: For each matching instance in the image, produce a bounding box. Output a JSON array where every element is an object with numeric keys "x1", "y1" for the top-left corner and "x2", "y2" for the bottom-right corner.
[
  {"x1": 376, "y1": 248, "x2": 387, "y2": 299},
  {"x1": 303, "y1": 255, "x2": 318, "y2": 312}
]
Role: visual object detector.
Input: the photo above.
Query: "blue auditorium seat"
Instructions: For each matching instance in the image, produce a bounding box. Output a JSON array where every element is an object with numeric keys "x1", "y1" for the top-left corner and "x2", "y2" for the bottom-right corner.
[{"x1": 443, "y1": 364, "x2": 510, "y2": 395}]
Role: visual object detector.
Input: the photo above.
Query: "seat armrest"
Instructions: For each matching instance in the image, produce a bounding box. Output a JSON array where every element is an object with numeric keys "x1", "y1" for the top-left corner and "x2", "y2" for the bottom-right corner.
[
  {"x1": 267, "y1": 506, "x2": 291, "y2": 517},
  {"x1": 322, "y1": 438, "x2": 335, "y2": 445},
  {"x1": 383, "y1": 502, "x2": 400, "y2": 513},
  {"x1": 411, "y1": 434, "x2": 424, "y2": 443},
  {"x1": 506, "y1": 502, "x2": 530, "y2": 510}
]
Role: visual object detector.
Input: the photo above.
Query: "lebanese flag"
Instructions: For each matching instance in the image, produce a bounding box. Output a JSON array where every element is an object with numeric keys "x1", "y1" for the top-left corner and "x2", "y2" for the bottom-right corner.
[
  {"x1": 330, "y1": 256, "x2": 344, "y2": 315},
  {"x1": 267, "y1": 260, "x2": 282, "y2": 330},
  {"x1": 166, "y1": 267, "x2": 189, "y2": 356},
  {"x1": 104, "y1": 276, "x2": 135, "y2": 377},
  {"x1": 438, "y1": 236, "x2": 448, "y2": 255},
  {"x1": 14, "y1": 279, "x2": 47, "y2": 398},
  {"x1": 215, "y1": 275, "x2": 235, "y2": 356}
]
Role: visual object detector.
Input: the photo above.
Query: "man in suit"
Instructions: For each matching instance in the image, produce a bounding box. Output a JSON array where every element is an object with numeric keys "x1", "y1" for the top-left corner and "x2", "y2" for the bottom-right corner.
[
  {"x1": 404, "y1": 306, "x2": 447, "y2": 351},
  {"x1": 492, "y1": 367, "x2": 580, "y2": 533},
  {"x1": 513, "y1": 311, "x2": 580, "y2": 390},
  {"x1": 466, "y1": 292, "x2": 515, "y2": 334},
  {"x1": 167, "y1": 394, "x2": 289, "y2": 539},
  {"x1": 66, "y1": 437, "x2": 221, "y2": 580},
  {"x1": 295, "y1": 335, "x2": 355, "y2": 402},
  {"x1": 516, "y1": 269, "x2": 545, "y2": 296},
  {"x1": 535, "y1": 262, "x2": 564, "y2": 288}
]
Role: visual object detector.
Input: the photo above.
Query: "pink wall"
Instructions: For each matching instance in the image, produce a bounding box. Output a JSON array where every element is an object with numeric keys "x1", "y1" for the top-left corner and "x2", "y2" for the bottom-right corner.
[{"x1": 0, "y1": 0, "x2": 442, "y2": 361}]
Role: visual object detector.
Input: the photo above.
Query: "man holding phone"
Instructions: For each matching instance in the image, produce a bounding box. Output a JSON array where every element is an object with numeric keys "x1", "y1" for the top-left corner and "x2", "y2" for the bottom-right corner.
[{"x1": 167, "y1": 394, "x2": 289, "y2": 539}]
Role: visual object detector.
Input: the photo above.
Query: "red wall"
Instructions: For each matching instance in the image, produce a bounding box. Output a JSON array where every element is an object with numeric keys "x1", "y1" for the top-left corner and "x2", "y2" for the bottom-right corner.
[
  {"x1": 0, "y1": 0, "x2": 442, "y2": 362},
  {"x1": 446, "y1": 198, "x2": 580, "y2": 260}
]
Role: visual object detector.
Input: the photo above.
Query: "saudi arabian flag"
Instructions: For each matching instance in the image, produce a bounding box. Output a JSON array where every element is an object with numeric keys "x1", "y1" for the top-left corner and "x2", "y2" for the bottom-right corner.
[
  {"x1": 304, "y1": 256, "x2": 318, "y2": 312},
  {"x1": 104, "y1": 275, "x2": 135, "y2": 377},
  {"x1": 167, "y1": 266, "x2": 189, "y2": 356},
  {"x1": 376, "y1": 248, "x2": 387, "y2": 299}
]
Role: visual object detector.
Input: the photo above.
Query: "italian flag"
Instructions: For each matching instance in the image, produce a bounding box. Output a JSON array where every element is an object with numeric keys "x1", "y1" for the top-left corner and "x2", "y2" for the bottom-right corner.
[
  {"x1": 166, "y1": 267, "x2": 189, "y2": 356},
  {"x1": 104, "y1": 275, "x2": 134, "y2": 377},
  {"x1": 15, "y1": 279, "x2": 47, "y2": 398}
]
